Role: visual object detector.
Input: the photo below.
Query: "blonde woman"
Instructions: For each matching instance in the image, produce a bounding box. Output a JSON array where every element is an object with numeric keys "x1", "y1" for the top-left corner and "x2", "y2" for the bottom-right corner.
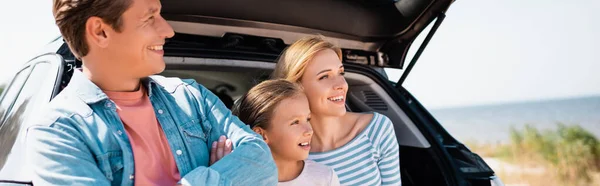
[{"x1": 272, "y1": 36, "x2": 402, "y2": 185}]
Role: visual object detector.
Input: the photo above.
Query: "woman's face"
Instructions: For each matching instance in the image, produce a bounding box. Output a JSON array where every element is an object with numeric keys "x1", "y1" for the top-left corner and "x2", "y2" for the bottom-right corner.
[
  {"x1": 262, "y1": 94, "x2": 313, "y2": 161},
  {"x1": 300, "y1": 49, "x2": 348, "y2": 117}
]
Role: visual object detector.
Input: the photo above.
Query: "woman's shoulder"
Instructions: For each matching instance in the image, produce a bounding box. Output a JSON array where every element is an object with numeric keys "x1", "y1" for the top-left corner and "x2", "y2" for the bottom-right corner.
[
  {"x1": 344, "y1": 112, "x2": 374, "y2": 134},
  {"x1": 347, "y1": 112, "x2": 392, "y2": 131},
  {"x1": 352, "y1": 112, "x2": 395, "y2": 141}
]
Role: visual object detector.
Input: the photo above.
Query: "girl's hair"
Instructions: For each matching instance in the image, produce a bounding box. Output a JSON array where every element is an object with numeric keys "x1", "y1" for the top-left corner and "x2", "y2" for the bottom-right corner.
[
  {"x1": 232, "y1": 79, "x2": 304, "y2": 129},
  {"x1": 271, "y1": 35, "x2": 342, "y2": 82}
]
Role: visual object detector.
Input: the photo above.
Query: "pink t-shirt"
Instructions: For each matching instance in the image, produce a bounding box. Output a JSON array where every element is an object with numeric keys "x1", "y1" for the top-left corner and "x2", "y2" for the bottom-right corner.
[{"x1": 104, "y1": 86, "x2": 180, "y2": 186}]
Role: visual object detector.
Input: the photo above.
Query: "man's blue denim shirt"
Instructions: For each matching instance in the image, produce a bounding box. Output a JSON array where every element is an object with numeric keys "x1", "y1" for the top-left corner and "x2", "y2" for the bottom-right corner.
[{"x1": 25, "y1": 70, "x2": 278, "y2": 186}]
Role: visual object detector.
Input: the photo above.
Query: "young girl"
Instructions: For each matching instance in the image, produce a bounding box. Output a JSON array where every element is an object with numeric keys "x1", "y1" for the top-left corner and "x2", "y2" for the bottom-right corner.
[{"x1": 232, "y1": 79, "x2": 340, "y2": 186}]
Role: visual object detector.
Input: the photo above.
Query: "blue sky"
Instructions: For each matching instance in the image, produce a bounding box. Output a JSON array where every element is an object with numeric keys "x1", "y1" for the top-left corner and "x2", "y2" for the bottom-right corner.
[{"x1": 1, "y1": 0, "x2": 599, "y2": 109}]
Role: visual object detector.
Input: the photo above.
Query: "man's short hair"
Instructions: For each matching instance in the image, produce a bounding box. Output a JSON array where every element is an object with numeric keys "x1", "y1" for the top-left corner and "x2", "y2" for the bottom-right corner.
[{"x1": 52, "y1": 0, "x2": 133, "y2": 58}]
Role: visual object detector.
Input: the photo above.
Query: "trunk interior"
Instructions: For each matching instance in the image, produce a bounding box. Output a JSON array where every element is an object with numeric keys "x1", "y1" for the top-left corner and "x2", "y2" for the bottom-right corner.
[{"x1": 159, "y1": 56, "x2": 449, "y2": 186}]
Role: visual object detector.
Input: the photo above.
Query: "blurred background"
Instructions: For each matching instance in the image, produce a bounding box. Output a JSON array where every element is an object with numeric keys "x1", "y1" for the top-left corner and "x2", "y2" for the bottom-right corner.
[
  {"x1": 385, "y1": 0, "x2": 600, "y2": 185},
  {"x1": 1, "y1": 0, "x2": 599, "y2": 185}
]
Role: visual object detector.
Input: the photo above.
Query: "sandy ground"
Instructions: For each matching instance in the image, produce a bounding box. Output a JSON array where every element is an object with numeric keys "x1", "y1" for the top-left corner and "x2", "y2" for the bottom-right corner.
[
  {"x1": 483, "y1": 157, "x2": 546, "y2": 186},
  {"x1": 483, "y1": 157, "x2": 546, "y2": 175},
  {"x1": 482, "y1": 157, "x2": 600, "y2": 186}
]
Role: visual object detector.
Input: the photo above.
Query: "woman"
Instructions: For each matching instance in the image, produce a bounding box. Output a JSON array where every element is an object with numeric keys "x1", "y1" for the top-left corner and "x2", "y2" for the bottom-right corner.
[
  {"x1": 272, "y1": 35, "x2": 402, "y2": 185},
  {"x1": 232, "y1": 79, "x2": 340, "y2": 186}
]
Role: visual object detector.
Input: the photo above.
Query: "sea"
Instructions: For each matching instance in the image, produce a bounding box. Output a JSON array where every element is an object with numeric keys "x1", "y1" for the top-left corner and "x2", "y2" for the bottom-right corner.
[{"x1": 429, "y1": 96, "x2": 600, "y2": 143}]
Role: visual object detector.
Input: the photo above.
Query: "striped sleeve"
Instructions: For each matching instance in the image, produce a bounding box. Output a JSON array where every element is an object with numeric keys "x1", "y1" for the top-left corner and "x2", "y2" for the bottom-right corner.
[{"x1": 374, "y1": 114, "x2": 402, "y2": 185}]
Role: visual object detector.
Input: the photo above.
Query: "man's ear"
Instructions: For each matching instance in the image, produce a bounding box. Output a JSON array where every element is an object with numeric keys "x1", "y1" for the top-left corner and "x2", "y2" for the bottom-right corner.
[
  {"x1": 85, "y1": 16, "x2": 110, "y2": 48},
  {"x1": 252, "y1": 127, "x2": 269, "y2": 143}
]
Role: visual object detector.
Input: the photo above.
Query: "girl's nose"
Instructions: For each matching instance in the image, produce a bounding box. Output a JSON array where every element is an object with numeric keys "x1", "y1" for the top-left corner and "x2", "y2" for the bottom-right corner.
[{"x1": 304, "y1": 124, "x2": 313, "y2": 137}]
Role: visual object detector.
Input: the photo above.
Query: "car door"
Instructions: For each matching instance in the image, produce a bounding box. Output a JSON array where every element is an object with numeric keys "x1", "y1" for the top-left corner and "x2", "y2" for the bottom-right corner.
[{"x1": 0, "y1": 54, "x2": 63, "y2": 185}]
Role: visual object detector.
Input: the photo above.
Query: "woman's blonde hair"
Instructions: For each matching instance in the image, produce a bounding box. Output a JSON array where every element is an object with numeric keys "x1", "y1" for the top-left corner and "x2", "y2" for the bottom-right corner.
[
  {"x1": 232, "y1": 79, "x2": 304, "y2": 129},
  {"x1": 272, "y1": 35, "x2": 343, "y2": 82}
]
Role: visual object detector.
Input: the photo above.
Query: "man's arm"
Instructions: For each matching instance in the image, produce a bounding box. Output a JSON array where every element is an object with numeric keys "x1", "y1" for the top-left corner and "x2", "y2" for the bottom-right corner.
[
  {"x1": 25, "y1": 119, "x2": 111, "y2": 185},
  {"x1": 179, "y1": 81, "x2": 278, "y2": 186}
]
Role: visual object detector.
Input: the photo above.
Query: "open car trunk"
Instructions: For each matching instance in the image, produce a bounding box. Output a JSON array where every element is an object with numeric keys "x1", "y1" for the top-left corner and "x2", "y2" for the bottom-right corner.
[
  {"x1": 158, "y1": 57, "x2": 454, "y2": 185},
  {"x1": 158, "y1": 0, "x2": 498, "y2": 185},
  {"x1": 156, "y1": 56, "x2": 496, "y2": 186}
]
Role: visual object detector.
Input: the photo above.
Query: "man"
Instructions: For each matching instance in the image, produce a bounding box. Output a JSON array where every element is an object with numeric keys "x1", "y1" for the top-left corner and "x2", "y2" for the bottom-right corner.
[{"x1": 25, "y1": 0, "x2": 277, "y2": 185}]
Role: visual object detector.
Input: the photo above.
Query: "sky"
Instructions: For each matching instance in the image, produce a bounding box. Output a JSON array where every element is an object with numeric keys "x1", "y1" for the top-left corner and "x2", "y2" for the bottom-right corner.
[
  {"x1": 1, "y1": 0, "x2": 599, "y2": 109},
  {"x1": 391, "y1": 0, "x2": 600, "y2": 108},
  {"x1": 0, "y1": 0, "x2": 59, "y2": 83}
]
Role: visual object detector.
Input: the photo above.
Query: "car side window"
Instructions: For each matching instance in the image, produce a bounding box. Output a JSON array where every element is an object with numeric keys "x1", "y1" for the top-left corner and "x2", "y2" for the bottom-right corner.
[
  {"x1": 0, "y1": 68, "x2": 31, "y2": 124},
  {"x1": 2, "y1": 62, "x2": 53, "y2": 125},
  {"x1": 0, "y1": 61, "x2": 56, "y2": 183}
]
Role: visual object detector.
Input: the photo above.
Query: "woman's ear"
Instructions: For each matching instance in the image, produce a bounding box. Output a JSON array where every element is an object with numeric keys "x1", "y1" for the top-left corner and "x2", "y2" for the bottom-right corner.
[{"x1": 252, "y1": 127, "x2": 269, "y2": 143}]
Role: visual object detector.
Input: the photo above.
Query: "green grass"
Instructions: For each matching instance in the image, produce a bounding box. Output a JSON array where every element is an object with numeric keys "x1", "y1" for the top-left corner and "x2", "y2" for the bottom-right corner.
[{"x1": 474, "y1": 124, "x2": 600, "y2": 184}]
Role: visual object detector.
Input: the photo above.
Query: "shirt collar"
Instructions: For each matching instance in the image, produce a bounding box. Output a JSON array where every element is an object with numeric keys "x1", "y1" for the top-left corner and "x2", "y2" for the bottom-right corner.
[{"x1": 68, "y1": 70, "x2": 159, "y2": 104}]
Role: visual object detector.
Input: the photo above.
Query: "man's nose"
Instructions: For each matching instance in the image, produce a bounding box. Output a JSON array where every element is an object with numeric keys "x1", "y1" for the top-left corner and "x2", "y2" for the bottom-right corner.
[{"x1": 156, "y1": 15, "x2": 175, "y2": 39}]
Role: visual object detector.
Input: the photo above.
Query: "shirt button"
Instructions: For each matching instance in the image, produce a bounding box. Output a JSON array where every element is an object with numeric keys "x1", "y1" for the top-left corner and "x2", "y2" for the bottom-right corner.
[
  {"x1": 117, "y1": 130, "x2": 123, "y2": 135},
  {"x1": 176, "y1": 150, "x2": 182, "y2": 155},
  {"x1": 105, "y1": 102, "x2": 112, "y2": 108},
  {"x1": 158, "y1": 109, "x2": 164, "y2": 114},
  {"x1": 129, "y1": 175, "x2": 134, "y2": 180}
]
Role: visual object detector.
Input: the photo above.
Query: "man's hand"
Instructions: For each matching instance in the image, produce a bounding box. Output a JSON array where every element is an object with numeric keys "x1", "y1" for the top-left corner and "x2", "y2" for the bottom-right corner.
[{"x1": 210, "y1": 135, "x2": 232, "y2": 165}]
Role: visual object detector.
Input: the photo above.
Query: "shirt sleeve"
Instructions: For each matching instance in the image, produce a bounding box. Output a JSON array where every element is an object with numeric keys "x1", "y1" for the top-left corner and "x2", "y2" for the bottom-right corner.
[
  {"x1": 179, "y1": 80, "x2": 278, "y2": 186},
  {"x1": 376, "y1": 114, "x2": 402, "y2": 186},
  {"x1": 26, "y1": 118, "x2": 111, "y2": 185}
]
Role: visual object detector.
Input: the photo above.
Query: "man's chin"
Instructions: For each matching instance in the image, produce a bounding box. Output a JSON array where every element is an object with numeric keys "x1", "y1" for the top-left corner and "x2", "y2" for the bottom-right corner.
[
  {"x1": 149, "y1": 61, "x2": 166, "y2": 75},
  {"x1": 154, "y1": 65, "x2": 166, "y2": 75},
  {"x1": 133, "y1": 66, "x2": 165, "y2": 79}
]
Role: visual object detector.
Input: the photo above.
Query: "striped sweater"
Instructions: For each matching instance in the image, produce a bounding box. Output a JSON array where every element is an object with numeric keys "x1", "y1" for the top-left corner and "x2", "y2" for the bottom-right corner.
[{"x1": 308, "y1": 112, "x2": 402, "y2": 186}]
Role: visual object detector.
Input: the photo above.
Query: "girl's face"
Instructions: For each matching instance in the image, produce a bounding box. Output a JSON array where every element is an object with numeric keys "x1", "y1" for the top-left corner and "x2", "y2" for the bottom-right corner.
[
  {"x1": 260, "y1": 94, "x2": 313, "y2": 161},
  {"x1": 300, "y1": 49, "x2": 348, "y2": 117}
]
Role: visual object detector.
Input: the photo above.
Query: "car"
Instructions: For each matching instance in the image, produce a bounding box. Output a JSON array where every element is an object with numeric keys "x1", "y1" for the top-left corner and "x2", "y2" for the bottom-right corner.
[{"x1": 0, "y1": 0, "x2": 503, "y2": 185}]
